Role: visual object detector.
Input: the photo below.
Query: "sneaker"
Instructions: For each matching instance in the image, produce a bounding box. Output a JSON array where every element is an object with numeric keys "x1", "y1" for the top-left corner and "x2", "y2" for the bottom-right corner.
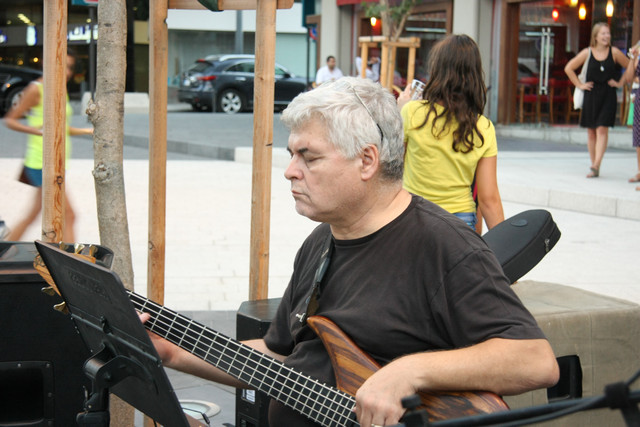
[{"x1": 0, "y1": 221, "x2": 10, "y2": 240}]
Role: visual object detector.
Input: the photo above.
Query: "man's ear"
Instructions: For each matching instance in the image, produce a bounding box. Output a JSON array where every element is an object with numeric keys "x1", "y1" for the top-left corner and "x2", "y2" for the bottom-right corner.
[{"x1": 360, "y1": 144, "x2": 380, "y2": 181}]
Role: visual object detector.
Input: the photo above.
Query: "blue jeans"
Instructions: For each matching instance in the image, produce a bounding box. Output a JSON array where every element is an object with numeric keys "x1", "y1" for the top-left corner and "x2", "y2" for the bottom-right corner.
[{"x1": 453, "y1": 212, "x2": 477, "y2": 229}]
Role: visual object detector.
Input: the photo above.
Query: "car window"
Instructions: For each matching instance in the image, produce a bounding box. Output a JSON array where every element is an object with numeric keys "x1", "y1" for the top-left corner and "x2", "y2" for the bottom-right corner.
[
  {"x1": 275, "y1": 65, "x2": 288, "y2": 76},
  {"x1": 188, "y1": 62, "x2": 211, "y2": 73},
  {"x1": 226, "y1": 61, "x2": 255, "y2": 73}
]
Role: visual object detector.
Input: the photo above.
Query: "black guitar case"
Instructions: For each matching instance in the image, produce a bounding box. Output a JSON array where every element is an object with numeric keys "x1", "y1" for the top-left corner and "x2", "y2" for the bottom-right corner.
[{"x1": 482, "y1": 209, "x2": 561, "y2": 284}]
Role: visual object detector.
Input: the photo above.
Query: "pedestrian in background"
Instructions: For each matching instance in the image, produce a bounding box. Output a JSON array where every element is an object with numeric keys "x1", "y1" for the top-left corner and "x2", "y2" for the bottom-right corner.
[
  {"x1": 314, "y1": 55, "x2": 343, "y2": 87},
  {"x1": 397, "y1": 34, "x2": 504, "y2": 231},
  {"x1": 356, "y1": 55, "x2": 380, "y2": 82},
  {"x1": 564, "y1": 22, "x2": 630, "y2": 178},
  {"x1": 622, "y1": 41, "x2": 640, "y2": 191},
  {"x1": 3, "y1": 49, "x2": 93, "y2": 242}
]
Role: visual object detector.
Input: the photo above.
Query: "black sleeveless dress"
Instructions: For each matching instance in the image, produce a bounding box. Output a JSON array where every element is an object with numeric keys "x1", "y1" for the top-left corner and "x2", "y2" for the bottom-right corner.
[{"x1": 580, "y1": 47, "x2": 618, "y2": 128}]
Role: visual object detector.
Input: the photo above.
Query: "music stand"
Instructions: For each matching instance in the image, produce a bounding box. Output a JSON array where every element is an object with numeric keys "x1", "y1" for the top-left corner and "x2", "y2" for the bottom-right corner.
[{"x1": 34, "y1": 241, "x2": 204, "y2": 427}]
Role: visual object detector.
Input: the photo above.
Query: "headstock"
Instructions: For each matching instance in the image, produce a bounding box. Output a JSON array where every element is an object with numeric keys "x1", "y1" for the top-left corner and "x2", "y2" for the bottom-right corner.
[{"x1": 34, "y1": 241, "x2": 114, "y2": 314}]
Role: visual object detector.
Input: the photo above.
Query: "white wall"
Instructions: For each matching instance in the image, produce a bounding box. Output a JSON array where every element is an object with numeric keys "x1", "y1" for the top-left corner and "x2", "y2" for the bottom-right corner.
[{"x1": 167, "y1": 4, "x2": 307, "y2": 34}]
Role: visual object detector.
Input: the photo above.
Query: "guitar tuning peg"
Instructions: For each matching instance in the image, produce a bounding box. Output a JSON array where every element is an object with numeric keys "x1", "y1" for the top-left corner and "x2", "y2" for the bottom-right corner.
[
  {"x1": 41, "y1": 286, "x2": 57, "y2": 296},
  {"x1": 54, "y1": 302, "x2": 69, "y2": 314},
  {"x1": 74, "y1": 243, "x2": 85, "y2": 254},
  {"x1": 88, "y1": 245, "x2": 98, "y2": 257}
]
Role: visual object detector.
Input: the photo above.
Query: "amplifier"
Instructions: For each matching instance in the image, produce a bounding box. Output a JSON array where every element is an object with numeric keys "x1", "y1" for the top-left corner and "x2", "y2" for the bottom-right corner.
[
  {"x1": 235, "y1": 298, "x2": 281, "y2": 427},
  {"x1": 0, "y1": 242, "x2": 91, "y2": 427}
]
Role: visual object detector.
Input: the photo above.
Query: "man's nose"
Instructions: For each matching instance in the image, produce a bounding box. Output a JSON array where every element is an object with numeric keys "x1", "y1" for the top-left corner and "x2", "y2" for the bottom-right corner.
[{"x1": 284, "y1": 159, "x2": 300, "y2": 180}]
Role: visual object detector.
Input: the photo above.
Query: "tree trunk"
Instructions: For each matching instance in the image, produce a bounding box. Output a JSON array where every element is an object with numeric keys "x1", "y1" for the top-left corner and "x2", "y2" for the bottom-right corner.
[{"x1": 86, "y1": 0, "x2": 135, "y2": 424}]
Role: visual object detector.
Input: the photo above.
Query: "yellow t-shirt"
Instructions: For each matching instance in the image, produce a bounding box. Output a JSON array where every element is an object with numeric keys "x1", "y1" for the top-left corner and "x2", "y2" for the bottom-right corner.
[
  {"x1": 24, "y1": 81, "x2": 73, "y2": 170},
  {"x1": 402, "y1": 100, "x2": 497, "y2": 214}
]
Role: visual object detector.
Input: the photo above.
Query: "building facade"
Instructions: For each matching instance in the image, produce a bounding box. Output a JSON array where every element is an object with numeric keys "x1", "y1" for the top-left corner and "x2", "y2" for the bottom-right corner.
[{"x1": 315, "y1": 0, "x2": 639, "y2": 124}]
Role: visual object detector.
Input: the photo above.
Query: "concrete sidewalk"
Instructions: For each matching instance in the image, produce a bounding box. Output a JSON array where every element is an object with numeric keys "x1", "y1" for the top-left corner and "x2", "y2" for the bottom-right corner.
[{"x1": 2, "y1": 147, "x2": 638, "y2": 309}]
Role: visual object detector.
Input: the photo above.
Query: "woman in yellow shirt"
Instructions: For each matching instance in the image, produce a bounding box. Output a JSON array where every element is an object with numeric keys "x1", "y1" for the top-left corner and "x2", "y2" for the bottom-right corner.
[
  {"x1": 398, "y1": 34, "x2": 504, "y2": 231},
  {"x1": 4, "y1": 51, "x2": 92, "y2": 241}
]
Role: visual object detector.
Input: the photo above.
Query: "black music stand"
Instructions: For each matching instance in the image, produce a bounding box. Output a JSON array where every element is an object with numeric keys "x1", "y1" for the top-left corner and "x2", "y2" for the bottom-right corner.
[{"x1": 34, "y1": 241, "x2": 204, "y2": 427}]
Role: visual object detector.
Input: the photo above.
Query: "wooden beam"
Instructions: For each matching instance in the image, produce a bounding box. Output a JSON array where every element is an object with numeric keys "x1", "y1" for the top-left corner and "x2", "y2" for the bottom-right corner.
[
  {"x1": 360, "y1": 43, "x2": 369, "y2": 79},
  {"x1": 169, "y1": 0, "x2": 293, "y2": 10},
  {"x1": 249, "y1": 0, "x2": 277, "y2": 301},
  {"x1": 358, "y1": 35, "x2": 421, "y2": 48},
  {"x1": 147, "y1": 0, "x2": 169, "y2": 305},
  {"x1": 42, "y1": 0, "x2": 68, "y2": 243}
]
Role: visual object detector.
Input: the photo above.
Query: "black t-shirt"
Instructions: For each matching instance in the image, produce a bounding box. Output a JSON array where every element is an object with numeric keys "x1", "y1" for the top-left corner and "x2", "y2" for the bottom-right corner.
[{"x1": 263, "y1": 195, "x2": 545, "y2": 426}]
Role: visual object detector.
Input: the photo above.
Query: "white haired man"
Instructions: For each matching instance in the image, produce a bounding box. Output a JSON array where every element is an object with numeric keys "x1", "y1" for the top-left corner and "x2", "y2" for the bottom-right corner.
[{"x1": 145, "y1": 77, "x2": 559, "y2": 427}]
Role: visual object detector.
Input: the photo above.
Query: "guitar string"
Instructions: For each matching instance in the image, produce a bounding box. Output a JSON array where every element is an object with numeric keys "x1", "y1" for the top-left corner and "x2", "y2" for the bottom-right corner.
[
  {"x1": 133, "y1": 293, "x2": 356, "y2": 427},
  {"x1": 129, "y1": 292, "x2": 359, "y2": 427}
]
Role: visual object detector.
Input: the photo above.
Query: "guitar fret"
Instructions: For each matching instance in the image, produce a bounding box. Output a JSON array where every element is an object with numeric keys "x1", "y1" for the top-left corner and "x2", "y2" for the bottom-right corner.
[
  {"x1": 192, "y1": 325, "x2": 204, "y2": 356},
  {"x1": 128, "y1": 291, "x2": 360, "y2": 427},
  {"x1": 178, "y1": 319, "x2": 194, "y2": 348}
]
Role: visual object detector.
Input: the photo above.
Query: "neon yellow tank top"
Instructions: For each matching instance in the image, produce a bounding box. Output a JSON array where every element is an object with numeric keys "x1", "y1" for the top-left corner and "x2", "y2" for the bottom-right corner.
[{"x1": 24, "y1": 82, "x2": 73, "y2": 170}]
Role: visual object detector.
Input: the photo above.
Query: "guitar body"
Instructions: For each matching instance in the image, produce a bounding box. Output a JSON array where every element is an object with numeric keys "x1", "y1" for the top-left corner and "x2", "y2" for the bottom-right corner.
[{"x1": 307, "y1": 316, "x2": 510, "y2": 422}]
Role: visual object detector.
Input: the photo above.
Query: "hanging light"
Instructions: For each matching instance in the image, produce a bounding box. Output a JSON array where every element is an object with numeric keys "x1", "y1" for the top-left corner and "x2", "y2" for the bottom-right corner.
[
  {"x1": 552, "y1": 8, "x2": 560, "y2": 21},
  {"x1": 578, "y1": 3, "x2": 587, "y2": 20},
  {"x1": 605, "y1": 0, "x2": 614, "y2": 17},
  {"x1": 370, "y1": 17, "x2": 377, "y2": 27},
  {"x1": 570, "y1": 0, "x2": 578, "y2": 6}
]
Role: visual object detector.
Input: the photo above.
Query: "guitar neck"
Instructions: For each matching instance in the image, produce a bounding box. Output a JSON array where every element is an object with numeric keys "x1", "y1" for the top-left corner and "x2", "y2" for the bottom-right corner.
[{"x1": 128, "y1": 291, "x2": 358, "y2": 427}]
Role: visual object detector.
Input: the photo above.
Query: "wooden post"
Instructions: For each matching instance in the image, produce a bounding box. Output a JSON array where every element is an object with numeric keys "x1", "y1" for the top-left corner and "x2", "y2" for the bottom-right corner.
[
  {"x1": 407, "y1": 46, "x2": 416, "y2": 83},
  {"x1": 380, "y1": 42, "x2": 389, "y2": 88},
  {"x1": 147, "y1": 1, "x2": 169, "y2": 305},
  {"x1": 360, "y1": 43, "x2": 369, "y2": 78},
  {"x1": 389, "y1": 46, "x2": 397, "y2": 88},
  {"x1": 41, "y1": 0, "x2": 68, "y2": 243},
  {"x1": 249, "y1": 0, "x2": 277, "y2": 300}
]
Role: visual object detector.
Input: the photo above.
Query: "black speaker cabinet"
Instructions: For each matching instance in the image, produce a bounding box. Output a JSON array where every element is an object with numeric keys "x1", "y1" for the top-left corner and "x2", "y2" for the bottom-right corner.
[
  {"x1": 0, "y1": 242, "x2": 91, "y2": 427},
  {"x1": 235, "y1": 298, "x2": 281, "y2": 427}
]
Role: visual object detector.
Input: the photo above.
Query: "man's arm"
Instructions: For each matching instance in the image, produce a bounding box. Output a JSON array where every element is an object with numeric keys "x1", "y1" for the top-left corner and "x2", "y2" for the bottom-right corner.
[{"x1": 354, "y1": 337, "x2": 559, "y2": 426}]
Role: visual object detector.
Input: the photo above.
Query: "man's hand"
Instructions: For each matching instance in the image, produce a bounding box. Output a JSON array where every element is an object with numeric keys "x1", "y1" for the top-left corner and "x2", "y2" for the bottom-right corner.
[
  {"x1": 354, "y1": 357, "x2": 418, "y2": 426},
  {"x1": 138, "y1": 311, "x2": 182, "y2": 368}
]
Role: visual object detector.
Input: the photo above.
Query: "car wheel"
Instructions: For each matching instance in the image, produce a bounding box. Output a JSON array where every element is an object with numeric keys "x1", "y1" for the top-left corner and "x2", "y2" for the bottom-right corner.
[{"x1": 217, "y1": 89, "x2": 244, "y2": 114}]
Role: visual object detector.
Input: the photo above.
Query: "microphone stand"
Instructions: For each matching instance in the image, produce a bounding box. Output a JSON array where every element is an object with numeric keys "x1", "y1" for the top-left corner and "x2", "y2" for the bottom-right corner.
[{"x1": 391, "y1": 373, "x2": 640, "y2": 427}]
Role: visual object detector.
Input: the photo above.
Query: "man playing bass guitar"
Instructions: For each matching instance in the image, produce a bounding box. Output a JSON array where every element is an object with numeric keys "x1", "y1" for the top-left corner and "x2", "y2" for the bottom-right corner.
[{"x1": 143, "y1": 76, "x2": 559, "y2": 427}]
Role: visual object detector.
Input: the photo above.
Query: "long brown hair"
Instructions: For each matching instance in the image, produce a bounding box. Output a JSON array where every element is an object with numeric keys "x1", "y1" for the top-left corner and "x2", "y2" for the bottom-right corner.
[{"x1": 417, "y1": 34, "x2": 487, "y2": 153}]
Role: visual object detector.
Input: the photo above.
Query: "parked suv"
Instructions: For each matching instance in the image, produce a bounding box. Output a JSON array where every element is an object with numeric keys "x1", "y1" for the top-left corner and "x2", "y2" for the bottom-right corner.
[
  {"x1": 0, "y1": 64, "x2": 42, "y2": 116},
  {"x1": 178, "y1": 54, "x2": 309, "y2": 113}
]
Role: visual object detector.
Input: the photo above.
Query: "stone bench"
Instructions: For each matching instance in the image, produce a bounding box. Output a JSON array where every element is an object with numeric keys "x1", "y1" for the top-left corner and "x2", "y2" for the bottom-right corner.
[{"x1": 506, "y1": 280, "x2": 640, "y2": 426}]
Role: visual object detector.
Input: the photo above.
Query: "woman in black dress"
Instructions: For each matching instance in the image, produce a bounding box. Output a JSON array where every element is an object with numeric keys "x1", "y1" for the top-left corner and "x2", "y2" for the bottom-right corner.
[{"x1": 565, "y1": 23, "x2": 629, "y2": 178}]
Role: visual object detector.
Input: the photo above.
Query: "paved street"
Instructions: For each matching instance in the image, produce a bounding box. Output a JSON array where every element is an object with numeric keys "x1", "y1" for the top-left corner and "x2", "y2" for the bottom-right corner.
[{"x1": 1, "y1": 107, "x2": 639, "y2": 426}]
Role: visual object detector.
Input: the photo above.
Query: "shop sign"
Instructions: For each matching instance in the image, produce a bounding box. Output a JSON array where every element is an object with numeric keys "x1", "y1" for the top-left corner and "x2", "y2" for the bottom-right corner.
[
  {"x1": 0, "y1": 26, "x2": 38, "y2": 47},
  {"x1": 68, "y1": 24, "x2": 98, "y2": 44}
]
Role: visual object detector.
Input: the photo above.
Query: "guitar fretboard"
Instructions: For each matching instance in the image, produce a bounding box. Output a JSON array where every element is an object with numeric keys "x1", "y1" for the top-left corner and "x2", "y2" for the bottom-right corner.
[{"x1": 128, "y1": 292, "x2": 358, "y2": 427}]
